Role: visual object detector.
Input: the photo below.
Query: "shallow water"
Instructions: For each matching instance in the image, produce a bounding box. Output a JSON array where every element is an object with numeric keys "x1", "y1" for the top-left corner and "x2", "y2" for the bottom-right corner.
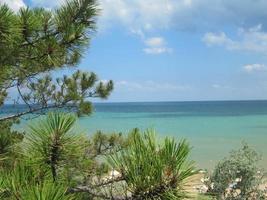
[
  {"x1": 2, "y1": 100, "x2": 267, "y2": 169},
  {"x1": 78, "y1": 101, "x2": 267, "y2": 169}
]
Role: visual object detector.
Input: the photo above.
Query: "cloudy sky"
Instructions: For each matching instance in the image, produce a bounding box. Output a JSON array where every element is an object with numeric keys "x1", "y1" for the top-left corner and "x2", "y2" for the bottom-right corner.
[{"x1": 2, "y1": 0, "x2": 267, "y2": 102}]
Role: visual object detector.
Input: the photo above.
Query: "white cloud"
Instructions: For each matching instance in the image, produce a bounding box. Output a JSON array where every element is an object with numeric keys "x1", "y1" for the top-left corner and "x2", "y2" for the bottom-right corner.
[
  {"x1": 143, "y1": 37, "x2": 172, "y2": 55},
  {"x1": 203, "y1": 25, "x2": 267, "y2": 54},
  {"x1": 97, "y1": 1, "x2": 267, "y2": 55},
  {"x1": 17, "y1": 0, "x2": 267, "y2": 33},
  {"x1": 143, "y1": 47, "x2": 172, "y2": 55},
  {"x1": 243, "y1": 64, "x2": 266, "y2": 73},
  {"x1": 0, "y1": 0, "x2": 25, "y2": 11},
  {"x1": 99, "y1": 0, "x2": 177, "y2": 32},
  {"x1": 27, "y1": 0, "x2": 173, "y2": 55},
  {"x1": 24, "y1": 0, "x2": 267, "y2": 56},
  {"x1": 98, "y1": 0, "x2": 267, "y2": 33},
  {"x1": 17, "y1": 0, "x2": 267, "y2": 57},
  {"x1": 116, "y1": 80, "x2": 190, "y2": 92},
  {"x1": 202, "y1": 32, "x2": 232, "y2": 47},
  {"x1": 145, "y1": 37, "x2": 165, "y2": 47}
]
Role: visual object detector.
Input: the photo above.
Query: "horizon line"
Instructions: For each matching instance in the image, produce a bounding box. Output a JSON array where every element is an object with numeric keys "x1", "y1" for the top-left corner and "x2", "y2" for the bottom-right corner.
[
  {"x1": 4, "y1": 99, "x2": 267, "y2": 105},
  {"x1": 93, "y1": 99, "x2": 267, "y2": 104}
]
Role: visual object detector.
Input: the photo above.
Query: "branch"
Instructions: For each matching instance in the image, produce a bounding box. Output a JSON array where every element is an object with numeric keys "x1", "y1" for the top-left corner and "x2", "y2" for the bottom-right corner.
[
  {"x1": 68, "y1": 176, "x2": 129, "y2": 200},
  {"x1": 16, "y1": 82, "x2": 31, "y2": 110},
  {"x1": 89, "y1": 145, "x2": 124, "y2": 159},
  {"x1": 0, "y1": 70, "x2": 113, "y2": 122},
  {"x1": 0, "y1": 91, "x2": 96, "y2": 122},
  {"x1": 0, "y1": 103, "x2": 73, "y2": 122}
]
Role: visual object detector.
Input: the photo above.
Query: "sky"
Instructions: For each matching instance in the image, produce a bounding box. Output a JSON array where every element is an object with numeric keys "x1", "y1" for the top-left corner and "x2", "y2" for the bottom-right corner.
[{"x1": 2, "y1": 0, "x2": 267, "y2": 102}]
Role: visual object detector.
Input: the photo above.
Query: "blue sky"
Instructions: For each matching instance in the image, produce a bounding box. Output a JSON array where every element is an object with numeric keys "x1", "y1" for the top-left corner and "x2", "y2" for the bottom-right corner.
[{"x1": 3, "y1": 0, "x2": 267, "y2": 102}]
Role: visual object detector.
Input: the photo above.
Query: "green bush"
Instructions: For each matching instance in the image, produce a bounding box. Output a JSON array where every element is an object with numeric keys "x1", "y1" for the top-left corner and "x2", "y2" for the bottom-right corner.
[
  {"x1": 0, "y1": 113, "x2": 199, "y2": 199},
  {"x1": 0, "y1": 119, "x2": 24, "y2": 168},
  {"x1": 0, "y1": 159, "x2": 77, "y2": 200},
  {"x1": 108, "y1": 129, "x2": 197, "y2": 199},
  {"x1": 25, "y1": 112, "x2": 88, "y2": 182},
  {"x1": 205, "y1": 144, "x2": 266, "y2": 200}
]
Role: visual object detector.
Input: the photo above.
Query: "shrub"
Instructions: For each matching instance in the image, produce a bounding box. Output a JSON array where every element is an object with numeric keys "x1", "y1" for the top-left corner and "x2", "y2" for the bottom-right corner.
[
  {"x1": 0, "y1": 114, "x2": 198, "y2": 199},
  {"x1": 205, "y1": 143, "x2": 266, "y2": 200},
  {"x1": 108, "y1": 129, "x2": 197, "y2": 199},
  {"x1": 0, "y1": 119, "x2": 24, "y2": 168},
  {"x1": 0, "y1": 161, "x2": 75, "y2": 200},
  {"x1": 25, "y1": 112, "x2": 87, "y2": 182}
]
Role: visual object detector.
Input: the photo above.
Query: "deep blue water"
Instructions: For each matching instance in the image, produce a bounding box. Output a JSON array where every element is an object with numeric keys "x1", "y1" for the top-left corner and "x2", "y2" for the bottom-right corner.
[{"x1": 92, "y1": 100, "x2": 267, "y2": 116}]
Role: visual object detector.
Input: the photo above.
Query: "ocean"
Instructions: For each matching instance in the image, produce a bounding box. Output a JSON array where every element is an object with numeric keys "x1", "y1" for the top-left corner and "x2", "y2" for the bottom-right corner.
[{"x1": 2, "y1": 100, "x2": 267, "y2": 169}]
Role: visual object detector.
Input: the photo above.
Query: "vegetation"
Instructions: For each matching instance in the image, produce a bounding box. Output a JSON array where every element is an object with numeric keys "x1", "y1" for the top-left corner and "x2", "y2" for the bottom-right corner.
[
  {"x1": 196, "y1": 194, "x2": 214, "y2": 200},
  {"x1": 0, "y1": 1, "x2": 266, "y2": 200},
  {"x1": 0, "y1": 162, "x2": 76, "y2": 200},
  {"x1": 25, "y1": 112, "x2": 87, "y2": 182},
  {"x1": 0, "y1": 0, "x2": 113, "y2": 181},
  {"x1": 0, "y1": 118, "x2": 23, "y2": 168},
  {"x1": 0, "y1": 113, "x2": 197, "y2": 199},
  {"x1": 107, "y1": 129, "x2": 197, "y2": 199},
  {"x1": 0, "y1": 2, "x2": 115, "y2": 198},
  {"x1": 203, "y1": 144, "x2": 266, "y2": 200},
  {"x1": 0, "y1": 0, "x2": 113, "y2": 121}
]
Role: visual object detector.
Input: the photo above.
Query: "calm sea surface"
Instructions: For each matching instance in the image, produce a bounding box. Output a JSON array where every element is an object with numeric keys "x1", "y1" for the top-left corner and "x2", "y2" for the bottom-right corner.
[{"x1": 2, "y1": 100, "x2": 267, "y2": 169}]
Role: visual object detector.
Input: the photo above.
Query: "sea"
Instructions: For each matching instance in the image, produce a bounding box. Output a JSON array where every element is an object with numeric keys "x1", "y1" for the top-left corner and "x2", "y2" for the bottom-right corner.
[{"x1": 1, "y1": 100, "x2": 267, "y2": 169}]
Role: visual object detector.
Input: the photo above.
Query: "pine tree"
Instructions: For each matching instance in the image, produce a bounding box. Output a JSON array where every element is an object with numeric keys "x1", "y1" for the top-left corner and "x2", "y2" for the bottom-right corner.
[{"x1": 0, "y1": 0, "x2": 113, "y2": 121}]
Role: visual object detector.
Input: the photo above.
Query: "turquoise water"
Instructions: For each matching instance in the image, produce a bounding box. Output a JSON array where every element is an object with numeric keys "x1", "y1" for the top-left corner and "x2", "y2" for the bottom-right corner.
[
  {"x1": 78, "y1": 101, "x2": 267, "y2": 169},
  {"x1": 2, "y1": 100, "x2": 267, "y2": 169}
]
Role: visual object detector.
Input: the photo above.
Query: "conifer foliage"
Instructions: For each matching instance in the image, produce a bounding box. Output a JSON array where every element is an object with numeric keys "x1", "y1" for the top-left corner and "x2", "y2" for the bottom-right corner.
[
  {"x1": 0, "y1": 1, "x2": 201, "y2": 199},
  {"x1": 0, "y1": 0, "x2": 113, "y2": 120}
]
